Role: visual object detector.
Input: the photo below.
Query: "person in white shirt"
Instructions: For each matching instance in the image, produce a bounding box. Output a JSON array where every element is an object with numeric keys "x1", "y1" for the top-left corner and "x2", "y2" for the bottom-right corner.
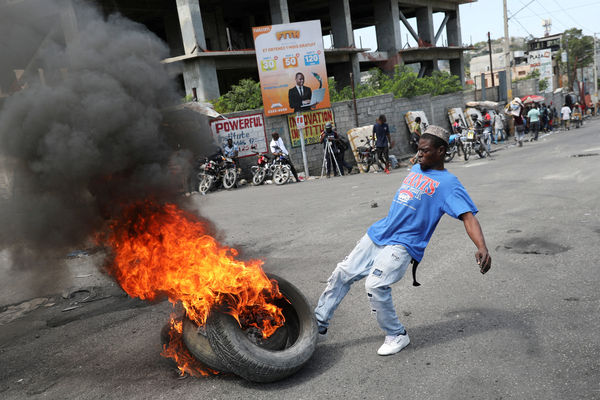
[
  {"x1": 270, "y1": 132, "x2": 300, "y2": 182},
  {"x1": 493, "y1": 113, "x2": 505, "y2": 143},
  {"x1": 560, "y1": 104, "x2": 571, "y2": 131}
]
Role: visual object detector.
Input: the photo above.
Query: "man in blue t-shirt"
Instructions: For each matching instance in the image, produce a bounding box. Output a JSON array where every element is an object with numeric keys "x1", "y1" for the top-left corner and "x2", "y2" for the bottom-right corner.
[
  {"x1": 314, "y1": 125, "x2": 492, "y2": 356},
  {"x1": 372, "y1": 114, "x2": 392, "y2": 173}
]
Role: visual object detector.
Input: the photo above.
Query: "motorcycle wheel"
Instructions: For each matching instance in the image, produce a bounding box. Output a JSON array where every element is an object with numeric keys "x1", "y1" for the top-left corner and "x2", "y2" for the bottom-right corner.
[
  {"x1": 476, "y1": 143, "x2": 487, "y2": 158},
  {"x1": 252, "y1": 168, "x2": 267, "y2": 185},
  {"x1": 206, "y1": 273, "x2": 317, "y2": 383},
  {"x1": 464, "y1": 146, "x2": 470, "y2": 161},
  {"x1": 358, "y1": 155, "x2": 370, "y2": 173},
  {"x1": 222, "y1": 168, "x2": 237, "y2": 189},
  {"x1": 198, "y1": 175, "x2": 213, "y2": 194},
  {"x1": 273, "y1": 166, "x2": 290, "y2": 185}
]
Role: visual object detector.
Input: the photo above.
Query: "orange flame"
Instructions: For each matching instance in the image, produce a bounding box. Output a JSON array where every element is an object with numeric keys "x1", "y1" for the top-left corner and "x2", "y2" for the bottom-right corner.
[
  {"x1": 100, "y1": 200, "x2": 285, "y2": 374},
  {"x1": 161, "y1": 314, "x2": 217, "y2": 377}
]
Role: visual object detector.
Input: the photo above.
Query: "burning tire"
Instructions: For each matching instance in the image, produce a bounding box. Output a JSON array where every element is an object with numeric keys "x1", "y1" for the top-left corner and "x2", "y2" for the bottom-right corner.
[
  {"x1": 181, "y1": 319, "x2": 231, "y2": 373},
  {"x1": 206, "y1": 274, "x2": 317, "y2": 383}
]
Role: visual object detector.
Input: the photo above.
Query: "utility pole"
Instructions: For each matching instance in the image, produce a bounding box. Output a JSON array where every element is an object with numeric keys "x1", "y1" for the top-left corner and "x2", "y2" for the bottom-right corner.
[
  {"x1": 488, "y1": 32, "x2": 495, "y2": 88},
  {"x1": 503, "y1": 0, "x2": 512, "y2": 99},
  {"x1": 565, "y1": 35, "x2": 571, "y2": 90},
  {"x1": 594, "y1": 33, "x2": 598, "y2": 101}
]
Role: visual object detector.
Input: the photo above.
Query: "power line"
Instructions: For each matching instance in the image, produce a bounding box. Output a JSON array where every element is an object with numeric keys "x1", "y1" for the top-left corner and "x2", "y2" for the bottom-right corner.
[
  {"x1": 530, "y1": 0, "x2": 570, "y2": 32},
  {"x1": 516, "y1": 1, "x2": 600, "y2": 18},
  {"x1": 508, "y1": 14, "x2": 533, "y2": 37},
  {"x1": 549, "y1": 0, "x2": 595, "y2": 33},
  {"x1": 514, "y1": 0, "x2": 570, "y2": 31},
  {"x1": 508, "y1": 0, "x2": 536, "y2": 20}
]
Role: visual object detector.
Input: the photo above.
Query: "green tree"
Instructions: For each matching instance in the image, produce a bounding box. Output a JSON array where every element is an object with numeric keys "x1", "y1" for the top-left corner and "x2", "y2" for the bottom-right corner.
[
  {"x1": 328, "y1": 66, "x2": 462, "y2": 102},
  {"x1": 213, "y1": 79, "x2": 263, "y2": 113},
  {"x1": 561, "y1": 28, "x2": 595, "y2": 87}
]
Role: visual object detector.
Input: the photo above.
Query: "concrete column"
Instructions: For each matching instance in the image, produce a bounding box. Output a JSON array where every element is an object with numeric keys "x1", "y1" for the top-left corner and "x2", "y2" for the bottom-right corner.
[
  {"x1": 498, "y1": 70, "x2": 507, "y2": 102},
  {"x1": 269, "y1": 0, "x2": 290, "y2": 25},
  {"x1": 164, "y1": 11, "x2": 185, "y2": 56},
  {"x1": 330, "y1": 54, "x2": 361, "y2": 89},
  {"x1": 329, "y1": 0, "x2": 353, "y2": 48},
  {"x1": 329, "y1": 0, "x2": 360, "y2": 87},
  {"x1": 446, "y1": 8, "x2": 461, "y2": 47},
  {"x1": 374, "y1": 0, "x2": 402, "y2": 54},
  {"x1": 416, "y1": 6, "x2": 434, "y2": 45},
  {"x1": 176, "y1": 0, "x2": 207, "y2": 54},
  {"x1": 418, "y1": 61, "x2": 435, "y2": 77},
  {"x1": 450, "y1": 58, "x2": 465, "y2": 84},
  {"x1": 481, "y1": 73, "x2": 486, "y2": 100},
  {"x1": 183, "y1": 59, "x2": 220, "y2": 101}
]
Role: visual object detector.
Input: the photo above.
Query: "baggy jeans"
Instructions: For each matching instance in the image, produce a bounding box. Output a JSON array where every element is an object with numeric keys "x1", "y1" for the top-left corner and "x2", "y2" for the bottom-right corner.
[{"x1": 314, "y1": 234, "x2": 411, "y2": 336}]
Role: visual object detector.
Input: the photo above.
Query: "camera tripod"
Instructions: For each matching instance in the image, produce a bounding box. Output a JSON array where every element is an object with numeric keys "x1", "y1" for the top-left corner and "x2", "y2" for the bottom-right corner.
[{"x1": 320, "y1": 139, "x2": 342, "y2": 178}]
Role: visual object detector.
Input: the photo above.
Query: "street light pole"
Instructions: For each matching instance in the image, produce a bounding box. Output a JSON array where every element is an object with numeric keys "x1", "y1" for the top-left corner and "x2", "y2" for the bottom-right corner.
[{"x1": 503, "y1": 0, "x2": 512, "y2": 99}]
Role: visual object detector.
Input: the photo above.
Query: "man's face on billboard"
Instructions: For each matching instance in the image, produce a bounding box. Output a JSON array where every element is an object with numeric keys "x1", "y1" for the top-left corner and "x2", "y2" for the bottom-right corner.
[{"x1": 295, "y1": 73, "x2": 304, "y2": 87}]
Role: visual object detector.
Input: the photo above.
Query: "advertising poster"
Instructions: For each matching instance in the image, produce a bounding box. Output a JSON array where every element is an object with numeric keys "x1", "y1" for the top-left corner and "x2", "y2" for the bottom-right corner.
[
  {"x1": 252, "y1": 20, "x2": 331, "y2": 117},
  {"x1": 287, "y1": 108, "x2": 334, "y2": 148},
  {"x1": 528, "y1": 49, "x2": 553, "y2": 93},
  {"x1": 210, "y1": 113, "x2": 268, "y2": 158}
]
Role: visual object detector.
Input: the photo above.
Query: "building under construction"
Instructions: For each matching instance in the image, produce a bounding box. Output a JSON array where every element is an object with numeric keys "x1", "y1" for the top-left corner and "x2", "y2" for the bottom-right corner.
[{"x1": 1, "y1": 0, "x2": 473, "y2": 101}]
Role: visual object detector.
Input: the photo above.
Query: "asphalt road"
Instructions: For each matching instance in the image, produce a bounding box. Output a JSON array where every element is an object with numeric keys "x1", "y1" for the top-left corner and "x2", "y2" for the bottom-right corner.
[{"x1": 1, "y1": 120, "x2": 599, "y2": 399}]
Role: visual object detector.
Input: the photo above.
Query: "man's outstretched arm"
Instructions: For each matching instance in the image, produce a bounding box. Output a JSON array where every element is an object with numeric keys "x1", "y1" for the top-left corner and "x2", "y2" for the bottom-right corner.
[{"x1": 459, "y1": 212, "x2": 492, "y2": 274}]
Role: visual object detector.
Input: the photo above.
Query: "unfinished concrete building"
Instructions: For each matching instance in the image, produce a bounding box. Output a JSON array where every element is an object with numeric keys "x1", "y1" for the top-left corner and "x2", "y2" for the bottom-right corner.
[{"x1": 1, "y1": 0, "x2": 472, "y2": 102}]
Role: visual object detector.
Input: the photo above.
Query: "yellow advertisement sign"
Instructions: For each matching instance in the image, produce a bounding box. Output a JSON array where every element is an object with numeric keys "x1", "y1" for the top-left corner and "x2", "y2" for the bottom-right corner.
[
  {"x1": 252, "y1": 20, "x2": 331, "y2": 117},
  {"x1": 287, "y1": 108, "x2": 334, "y2": 148}
]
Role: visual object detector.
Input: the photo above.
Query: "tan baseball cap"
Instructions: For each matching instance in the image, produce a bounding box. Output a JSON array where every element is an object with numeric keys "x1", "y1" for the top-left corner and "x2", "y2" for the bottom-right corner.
[{"x1": 423, "y1": 125, "x2": 449, "y2": 145}]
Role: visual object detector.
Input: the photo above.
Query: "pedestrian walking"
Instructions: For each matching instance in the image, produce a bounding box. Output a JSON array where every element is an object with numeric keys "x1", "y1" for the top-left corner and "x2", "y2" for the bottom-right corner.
[
  {"x1": 560, "y1": 104, "x2": 571, "y2": 131},
  {"x1": 314, "y1": 125, "x2": 492, "y2": 356},
  {"x1": 372, "y1": 115, "x2": 392, "y2": 174},
  {"x1": 493, "y1": 112, "x2": 505, "y2": 143},
  {"x1": 513, "y1": 110, "x2": 525, "y2": 147},
  {"x1": 527, "y1": 104, "x2": 540, "y2": 141}
]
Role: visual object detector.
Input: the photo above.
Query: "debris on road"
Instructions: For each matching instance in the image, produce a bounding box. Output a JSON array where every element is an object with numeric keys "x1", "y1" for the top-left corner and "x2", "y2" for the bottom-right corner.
[
  {"x1": 0, "y1": 298, "x2": 49, "y2": 325},
  {"x1": 61, "y1": 306, "x2": 81, "y2": 312}
]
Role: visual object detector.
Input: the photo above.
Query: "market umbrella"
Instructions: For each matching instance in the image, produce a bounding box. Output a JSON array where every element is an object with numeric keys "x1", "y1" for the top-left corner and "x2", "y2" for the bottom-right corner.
[{"x1": 521, "y1": 95, "x2": 545, "y2": 104}]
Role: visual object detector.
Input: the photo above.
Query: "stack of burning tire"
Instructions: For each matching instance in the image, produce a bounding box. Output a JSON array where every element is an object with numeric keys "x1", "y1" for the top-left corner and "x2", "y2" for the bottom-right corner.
[{"x1": 162, "y1": 274, "x2": 318, "y2": 383}]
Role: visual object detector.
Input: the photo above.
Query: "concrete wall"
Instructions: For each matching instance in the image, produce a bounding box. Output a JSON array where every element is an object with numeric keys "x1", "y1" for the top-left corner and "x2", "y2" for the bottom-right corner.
[
  {"x1": 207, "y1": 82, "x2": 567, "y2": 177},
  {"x1": 211, "y1": 90, "x2": 473, "y2": 176}
]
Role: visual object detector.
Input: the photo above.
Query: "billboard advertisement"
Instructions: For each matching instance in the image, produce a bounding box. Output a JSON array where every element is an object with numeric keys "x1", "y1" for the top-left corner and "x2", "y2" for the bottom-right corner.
[
  {"x1": 287, "y1": 108, "x2": 334, "y2": 148},
  {"x1": 210, "y1": 113, "x2": 268, "y2": 158},
  {"x1": 528, "y1": 49, "x2": 553, "y2": 93},
  {"x1": 252, "y1": 20, "x2": 330, "y2": 117}
]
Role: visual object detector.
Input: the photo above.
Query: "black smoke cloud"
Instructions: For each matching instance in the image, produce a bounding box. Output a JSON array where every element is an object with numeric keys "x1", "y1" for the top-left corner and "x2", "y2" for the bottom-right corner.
[{"x1": 0, "y1": 1, "x2": 214, "y2": 263}]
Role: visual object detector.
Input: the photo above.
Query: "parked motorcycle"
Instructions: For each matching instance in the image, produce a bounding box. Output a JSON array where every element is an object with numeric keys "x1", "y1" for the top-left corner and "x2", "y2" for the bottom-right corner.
[
  {"x1": 356, "y1": 137, "x2": 384, "y2": 173},
  {"x1": 197, "y1": 155, "x2": 238, "y2": 194},
  {"x1": 474, "y1": 130, "x2": 489, "y2": 159},
  {"x1": 271, "y1": 155, "x2": 293, "y2": 185},
  {"x1": 445, "y1": 132, "x2": 465, "y2": 162},
  {"x1": 462, "y1": 128, "x2": 475, "y2": 161},
  {"x1": 250, "y1": 152, "x2": 271, "y2": 185},
  {"x1": 250, "y1": 152, "x2": 292, "y2": 185}
]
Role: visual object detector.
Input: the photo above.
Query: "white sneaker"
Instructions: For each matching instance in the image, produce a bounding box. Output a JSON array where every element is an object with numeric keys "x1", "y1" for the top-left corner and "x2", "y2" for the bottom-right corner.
[{"x1": 377, "y1": 333, "x2": 410, "y2": 356}]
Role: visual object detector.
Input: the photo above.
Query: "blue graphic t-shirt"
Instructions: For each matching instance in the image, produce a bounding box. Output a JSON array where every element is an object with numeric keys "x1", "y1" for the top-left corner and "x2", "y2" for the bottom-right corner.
[{"x1": 367, "y1": 164, "x2": 478, "y2": 261}]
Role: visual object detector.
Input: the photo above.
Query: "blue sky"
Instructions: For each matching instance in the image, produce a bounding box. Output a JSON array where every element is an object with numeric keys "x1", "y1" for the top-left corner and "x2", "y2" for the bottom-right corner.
[{"x1": 324, "y1": 0, "x2": 600, "y2": 50}]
